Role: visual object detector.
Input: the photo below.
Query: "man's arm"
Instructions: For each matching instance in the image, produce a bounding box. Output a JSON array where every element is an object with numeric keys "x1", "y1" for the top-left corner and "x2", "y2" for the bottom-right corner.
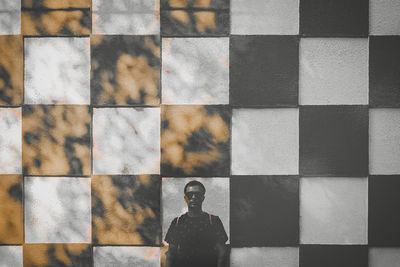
[
  {"x1": 215, "y1": 242, "x2": 227, "y2": 267},
  {"x1": 165, "y1": 244, "x2": 177, "y2": 267}
]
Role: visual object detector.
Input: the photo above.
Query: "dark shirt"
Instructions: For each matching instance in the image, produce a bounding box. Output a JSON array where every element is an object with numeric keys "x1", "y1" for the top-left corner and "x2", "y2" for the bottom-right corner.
[{"x1": 165, "y1": 212, "x2": 228, "y2": 267}]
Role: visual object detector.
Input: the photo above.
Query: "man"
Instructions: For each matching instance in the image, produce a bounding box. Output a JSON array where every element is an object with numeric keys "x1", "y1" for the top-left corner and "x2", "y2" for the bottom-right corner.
[{"x1": 165, "y1": 180, "x2": 228, "y2": 267}]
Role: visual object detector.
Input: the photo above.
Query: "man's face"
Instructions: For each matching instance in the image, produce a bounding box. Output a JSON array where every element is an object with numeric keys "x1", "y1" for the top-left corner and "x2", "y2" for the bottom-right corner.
[{"x1": 184, "y1": 185, "x2": 205, "y2": 208}]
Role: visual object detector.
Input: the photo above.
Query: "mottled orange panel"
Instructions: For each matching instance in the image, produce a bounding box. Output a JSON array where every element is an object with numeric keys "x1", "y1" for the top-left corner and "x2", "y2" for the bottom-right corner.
[
  {"x1": 22, "y1": 105, "x2": 91, "y2": 175},
  {"x1": 194, "y1": 11, "x2": 216, "y2": 32},
  {"x1": 0, "y1": 36, "x2": 23, "y2": 106},
  {"x1": 0, "y1": 175, "x2": 23, "y2": 244},
  {"x1": 168, "y1": 0, "x2": 188, "y2": 7},
  {"x1": 22, "y1": 10, "x2": 91, "y2": 36},
  {"x1": 170, "y1": 10, "x2": 190, "y2": 25},
  {"x1": 91, "y1": 35, "x2": 160, "y2": 105},
  {"x1": 22, "y1": 0, "x2": 91, "y2": 8},
  {"x1": 92, "y1": 175, "x2": 161, "y2": 245},
  {"x1": 194, "y1": 0, "x2": 211, "y2": 7},
  {"x1": 161, "y1": 105, "x2": 231, "y2": 176},
  {"x1": 23, "y1": 244, "x2": 91, "y2": 267}
]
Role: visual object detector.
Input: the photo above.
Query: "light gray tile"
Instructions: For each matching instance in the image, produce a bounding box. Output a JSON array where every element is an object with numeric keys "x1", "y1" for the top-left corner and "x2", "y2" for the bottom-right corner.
[
  {"x1": 93, "y1": 246, "x2": 160, "y2": 267},
  {"x1": 369, "y1": 248, "x2": 400, "y2": 267},
  {"x1": 231, "y1": 247, "x2": 299, "y2": 267},
  {"x1": 232, "y1": 108, "x2": 299, "y2": 175},
  {"x1": 300, "y1": 177, "x2": 368, "y2": 244},
  {"x1": 24, "y1": 38, "x2": 90, "y2": 104},
  {"x1": 162, "y1": 38, "x2": 229, "y2": 104},
  {"x1": 299, "y1": 38, "x2": 368, "y2": 105},
  {"x1": 0, "y1": 108, "x2": 21, "y2": 174},
  {"x1": 370, "y1": 0, "x2": 400, "y2": 35},
  {"x1": 24, "y1": 177, "x2": 91, "y2": 243},
  {"x1": 92, "y1": 0, "x2": 159, "y2": 34},
  {"x1": 370, "y1": 109, "x2": 400, "y2": 174},
  {"x1": 93, "y1": 107, "x2": 160, "y2": 175},
  {"x1": 0, "y1": 246, "x2": 22, "y2": 267},
  {"x1": 231, "y1": 0, "x2": 299, "y2": 35}
]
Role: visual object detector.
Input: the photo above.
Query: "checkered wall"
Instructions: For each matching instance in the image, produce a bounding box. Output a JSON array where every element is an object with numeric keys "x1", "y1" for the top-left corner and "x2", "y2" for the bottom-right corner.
[{"x1": 1, "y1": 0, "x2": 400, "y2": 266}]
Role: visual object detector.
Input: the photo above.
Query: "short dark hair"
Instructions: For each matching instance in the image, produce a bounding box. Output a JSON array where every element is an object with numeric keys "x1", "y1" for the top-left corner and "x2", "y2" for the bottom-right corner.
[{"x1": 184, "y1": 180, "x2": 206, "y2": 195}]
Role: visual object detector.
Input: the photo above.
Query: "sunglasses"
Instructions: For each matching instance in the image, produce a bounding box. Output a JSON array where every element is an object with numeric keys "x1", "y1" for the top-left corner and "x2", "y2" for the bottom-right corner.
[{"x1": 185, "y1": 192, "x2": 204, "y2": 199}]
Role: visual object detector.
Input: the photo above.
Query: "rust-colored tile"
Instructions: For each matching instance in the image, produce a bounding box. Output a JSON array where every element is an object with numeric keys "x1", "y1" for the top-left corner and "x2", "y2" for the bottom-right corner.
[
  {"x1": 22, "y1": 0, "x2": 91, "y2": 8},
  {"x1": 92, "y1": 175, "x2": 161, "y2": 245},
  {"x1": 0, "y1": 36, "x2": 23, "y2": 105},
  {"x1": 0, "y1": 175, "x2": 23, "y2": 244},
  {"x1": 22, "y1": 105, "x2": 91, "y2": 175},
  {"x1": 161, "y1": 105, "x2": 231, "y2": 176},
  {"x1": 91, "y1": 35, "x2": 160, "y2": 105},
  {"x1": 22, "y1": 10, "x2": 91, "y2": 36},
  {"x1": 23, "y1": 244, "x2": 91, "y2": 267}
]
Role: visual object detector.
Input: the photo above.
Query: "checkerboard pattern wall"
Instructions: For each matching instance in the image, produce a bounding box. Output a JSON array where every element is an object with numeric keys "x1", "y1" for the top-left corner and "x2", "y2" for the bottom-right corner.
[{"x1": 1, "y1": 0, "x2": 400, "y2": 266}]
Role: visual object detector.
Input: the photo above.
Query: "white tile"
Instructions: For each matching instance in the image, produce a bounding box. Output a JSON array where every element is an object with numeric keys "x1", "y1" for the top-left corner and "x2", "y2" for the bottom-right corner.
[
  {"x1": 370, "y1": 0, "x2": 400, "y2": 35},
  {"x1": 0, "y1": 108, "x2": 21, "y2": 174},
  {"x1": 231, "y1": 0, "x2": 299, "y2": 35},
  {"x1": 162, "y1": 38, "x2": 229, "y2": 104},
  {"x1": 162, "y1": 177, "x2": 229, "y2": 243},
  {"x1": 232, "y1": 108, "x2": 299, "y2": 175},
  {"x1": 231, "y1": 247, "x2": 299, "y2": 267},
  {"x1": 92, "y1": 0, "x2": 159, "y2": 34},
  {"x1": 370, "y1": 109, "x2": 400, "y2": 174},
  {"x1": 369, "y1": 248, "x2": 400, "y2": 267},
  {"x1": 93, "y1": 246, "x2": 160, "y2": 267},
  {"x1": 24, "y1": 177, "x2": 91, "y2": 243},
  {"x1": 93, "y1": 107, "x2": 160, "y2": 174},
  {"x1": 300, "y1": 177, "x2": 368, "y2": 244},
  {"x1": 24, "y1": 38, "x2": 90, "y2": 104},
  {"x1": 0, "y1": 11, "x2": 20, "y2": 35},
  {"x1": 0, "y1": 246, "x2": 22, "y2": 267},
  {"x1": 299, "y1": 38, "x2": 368, "y2": 105}
]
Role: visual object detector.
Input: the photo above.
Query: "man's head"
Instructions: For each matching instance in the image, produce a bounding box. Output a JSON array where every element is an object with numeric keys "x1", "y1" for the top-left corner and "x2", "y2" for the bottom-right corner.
[{"x1": 184, "y1": 180, "x2": 206, "y2": 209}]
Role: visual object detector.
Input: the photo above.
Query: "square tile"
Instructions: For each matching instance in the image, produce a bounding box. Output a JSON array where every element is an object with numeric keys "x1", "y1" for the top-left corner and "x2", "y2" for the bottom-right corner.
[
  {"x1": 369, "y1": 175, "x2": 400, "y2": 246},
  {"x1": 91, "y1": 35, "x2": 160, "y2": 105},
  {"x1": 231, "y1": 0, "x2": 299, "y2": 35},
  {"x1": 22, "y1": 105, "x2": 91, "y2": 175},
  {"x1": 161, "y1": 105, "x2": 230, "y2": 176},
  {"x1": 92, "y1": 175, "x2": 161, "y2": 245},
  {"x1": 24, "y1": 176, "x2": 91, "y2": 243},
  {"x1": 23, "y1": 244, "x2": 91, "y2": 267},
  {"x1": 370, "y1": 0, "x2": 400, "y2": 35},
  {"x1": 300, "y1": 177, "x2": 368, "y2": 244},
  {"x1": 299, "y1": 106, "x2": 368, "y2": 176},
  {"x1": 162, "y1": 177, "x2": 229, "y2": 243},
  {"x1": 92, "y1": 0, "x2": 159, "y2": 35},
  {"x1": 93, "y1": 107, "x2": 160, "y2": 175},
  {"x1": 0, "y1": 0, "x2": 21, "y2": 35},
  {"x1": 0, "y1": 36, "x2": 23, "y2": 106},
  {"x1": 231, "y1": 247, "x2": 299, "y2": 267},
  {"x1": 369, "y1": 248, "x2": 400, "y2": 267},
  {"x1": 299, "y1": 38, "x2": 368, "y2": 105},
  {"x1": 0, "y1": 246, "x2": 22, "y2": 267},
  {"x1": 369, "y1": 37, "x2": 400, "y2": 107},
  {"x1": 93, "y1": 246, "x2": 160, "y2": 267},
  {"x1": 22, "y1": 3, "x2": 91, "y2": 36},
  {"x1": 0, "y1": 175, "x2": 23, "y2": 244},
  {"x1": 0, "y1": 108, "x2": 21, "y2": 174},
  {"x1": 232, "y1": 108, "x2": 299, "y2": 175},
  {"x1": 230, "y1": 176, "x2": 299, "y2": 246},
  {"x1": 369, "y1": 109, "x2": 400, "y2": 174},
  {"x1": 160, "y1": 0, "x2": 230, "y2": 9},
  {"x1": 24, "y1": 38, "x2": 90, "y2": 104},
  {"x1": 161, "y1": 2, "x2": 229, "y2": 37},
  {"x1": 162, "y1": 38, "x2": 229, "y2": 104},
  {"x1": 300, "y1": 0, "x2": 368, "y2": 36},
  {"x1": 230, "y1": 36, "x2": 299, "y2": 107},
  {"x1": 299, "y1": 245, "x2": 368, "y2": 267}
]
